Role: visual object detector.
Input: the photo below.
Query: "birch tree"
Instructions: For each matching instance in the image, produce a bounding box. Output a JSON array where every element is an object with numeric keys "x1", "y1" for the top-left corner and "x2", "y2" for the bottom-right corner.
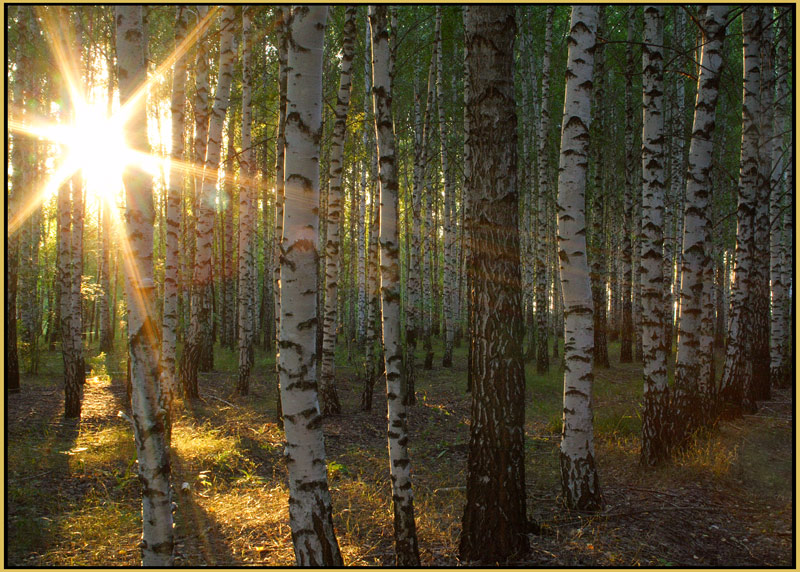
[
  {"x1": 556, "y1": 4, "x2": 603, "y2": 511},
  {"x1": 370, "y1": 6, "x2": 421, "y2": 564},
  {"x1": 640, "y1": 5, "x2": 669, "y2": 466},
  {"x1": 161, "y1": 5, "x2": 188, "y2": 431},
  {"x1": 671, "y1": 5, "x2": 728, "y2": 446},
  {"x1": 279, "y1": 6, "x2": 343, "y2": 565},
  {"x1": 536, "y1": 5, "x2": 555, "y2": 374},
  {"x1": 620, "y1": 7, "x2": 636, "y2": 364},
  {"x1": 115, "y1": 5, "x2": 174, "y2": 564},
  {"x1": 459, "y1": 6, "x2": 529, "y2": 562},
  {"x1": 719, "y1": 7, "x2": 762, "y2": 416},
  {"x1": 237, "y1": 6, "x2": 256, "y2": 395},
  {"x1": 319, "y1": 5, "x2": 357, "y2": 415}
]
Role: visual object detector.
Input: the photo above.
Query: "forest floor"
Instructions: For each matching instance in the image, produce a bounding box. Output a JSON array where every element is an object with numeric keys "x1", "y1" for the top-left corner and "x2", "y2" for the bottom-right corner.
[{"x1": 6, "y1": 338, "x2": 794, "y2": 567}]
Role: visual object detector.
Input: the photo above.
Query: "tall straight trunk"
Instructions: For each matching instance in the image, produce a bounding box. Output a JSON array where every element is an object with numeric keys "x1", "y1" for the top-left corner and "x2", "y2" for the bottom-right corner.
[
  {"x1": 369, "y1": 7, "x2": 421, "y2": 564},
  {"x1": 462, "y1": 22, "x2": 475, "y2": 393},
  {"x1": 222, "y1": 118, "x2": 237, "y2": 350},
  {"x1": 640, "y1": 5, "x2": 669, "y2": 467},
  {"x1": 770, "y1": 10, "x2": 791, "y2": 387},
  {"x1": 280, "y1": 7, "x2": 343, "y2": 565},
  {"x1": 719, "y1": 7, "x2": 762, "y2": 416},
  {"x1": 319, "y1": 6, "x2": 357, "y2": 415},
  {"x1": 435, "y1": 7, "x2": 455, "y2": 368},
  {"x1": 274, "y1": 5, "x2": 289, "y2": 424},
  {"x1": 162, "y1": 5, "x2": 188, "y2": 432},
  {"x1": 750, "y1": 6, "x2": 774, "y2": 403},
  {"x1": 620, "y1": 8, "x2": 636, "y2": 364},
  {"x1": 556, "y1": 4, "x2": 603, "y2": 511},
  {"x1": 8, "y1": 107, "x2": 23, "y2": 393},
  {"x1": 671, "y1": 5, "x2": 728, "y2": 448},
  {"x1": 237, "y1": 6, "x2": 256, "y2": 395},
  {"x1": 357, "y1": 16, "x2": 371, "y2": 347},
  {"x1": 459, "y1": 6, "x2": 529, "y2": 563},
  {"x1": 535, "y1": 6, "x2": 555, "y2": 374},
  {"x1": 588, "y1": 6, "x2": 609, "y2": 369},
  {"x1": 421, "y1": 33, "x2": 436, "y2": 371},
  {"x1": 664, "y1": 9, "x2": 687, "y2": 350},
  {"x1": 115, "y1": 6, "x2": 174, "y2": 564},
  {"x1": 405, "y1": 74, "x2": 423, "y2": 401},
  {"x1": 70, "y1": 172, "x2": 85, "y2": 387},
  {"x1": 179, "y1": 5, "x2": 212, "y2": 398},
  {"x1": 59, "y1": 177, "x2": 81, "y2": 416}
]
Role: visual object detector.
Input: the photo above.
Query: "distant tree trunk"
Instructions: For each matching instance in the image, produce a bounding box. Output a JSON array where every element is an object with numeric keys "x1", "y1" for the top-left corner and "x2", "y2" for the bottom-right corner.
[
  {"x1": 435, "y1": 7, "x2": 455, "y2": 368},
  {"x1": 280, "y1": 7, "x2": 343, "y2": 566},
  {"x1": 719, "y1": 7, "x2": 762, "y2": 417},
  {"x1": 556, "y1": 4, "x2": 603, "y2": 511},
  {"x1": 161, "y1": 5, "x2": 188, "y2": 432},
  {"x1": 179, "y1": 5, "x2": 212, "y2": 398},
  {"x1": 8, "y1": 104, "x2": 23, "y2": 394},
  {"x1": 640, "y1": 5, "x2": 669, "y2": 467},
  {"x1": 535, "y1": 6, "x2": 555, "y2": 374},
  {"x1": 671, "y1": 5, "x2": 728, "y2": 447},
  {"x1": 770, "y1": 10, "x2": 791, "y2": 387},
  {"x1": 421, "y1": 31, "x2": 436, "y2": 372},
  {"x1": 588, "y1": 6, "x2": 609, "y2": 370},
  {"x1": 115, "y1": 6, "x2": 174, "y2": 565},
  {"x1": 221, "y1": 118, "x2": 237, "y2": 351},
  {"x1": 319, "y1": 5, "x2": 356, "y2": 415},
  {"x1": 620, "y1": 8, "x2": 636, "y2": 364},
  {"x1": 237, "y1": 6, "x2": 256, "y2": 395},
  {"x1": 750, "y1": 6, "x2": 774, "y2": 403},
  {"x1": 274, "y1": 5, "x2": 289, "y2": 425},
  {"x1": 459, "y1": 6, "x2": 529, "y2": 563}
]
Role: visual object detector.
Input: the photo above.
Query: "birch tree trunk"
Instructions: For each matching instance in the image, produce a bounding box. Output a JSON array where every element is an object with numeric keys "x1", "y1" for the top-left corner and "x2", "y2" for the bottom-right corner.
[
  {"x1": 536, "y1": 5, "x2": 555, "y2": 374},
  {"x1": 671, "y1": 5, "x2": 728, "y2": 447},
  {"x1": 719, "y1": 7, "x2": 762, "y2": 417},
  {"x1": 770, "y1": 10, "x2": 791, "y2": 387},
  {"x1": 750, "y1": 6, "x2": 774, "y2": 403},
  {"x1": 556, "y1": 4, "x2": 603, "y2": 511},
  {"x1": 319, "y1": 5, "x2": 357, "y2": 415},
  {"x1": 459, "y1": 6, "x2": 529, "y2": 562},
  {"x1": 369, "y1": 6, "x2": 421, "y2": 564},
  {"x1": 279, "y1": 6, "x2": 343, "y2": 565},
  {"x1": 273, "y1": 5, "x2": 290, "y2": 424},
  {"x1": 435, "y1": 7, "x2": 455, "y2": 368},
  {"x1": 620, "y1": 8, "x2": 636, "y2": 364},
  {"x1": 179, "y1": 5, "x2": 212, "y2": 398},
  {"x1": 115, "y1": 6, "x2": 174, "y2": 564},
  {"x1": 640, "y1": 5, "x2": 669, "y2": 466},
  {"x1": 161, "y1": 5, "x2": 188, "y2": 432},
  {"x1": 237, "y1": 6, "x2": 256, "y2": 396}
]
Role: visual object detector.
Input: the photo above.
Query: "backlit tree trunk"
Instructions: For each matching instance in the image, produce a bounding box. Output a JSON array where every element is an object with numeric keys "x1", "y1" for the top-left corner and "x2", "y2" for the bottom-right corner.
[
  {"x1": 280, "y1": 6, "x2": 343, "y2": 566},
  {"x1": 671, "y1": 5, "x2": 728, "y2": 447},
  {"x1": 640, "y1": 5, "x2": 669, "y2": 466},
  {"x1": 161, "y1": 5, "x2": 188, "y2": 431},
  {"x1": 115, "y1": 6, "x2": 174, "y2": 565},
  {"x1": 370, "y1": 6, "x2": 421, "y2": 564},
  {"x1": 719, "y1": 7, "x2": 762, "y2": 417},
  {"x1": 319, "y1": 5, "x2": 356, "y2": 415},
  {"x1": 237, "y1": 6, "x2": 256, "y2": 395},
  {"x1": 459, "y1": 6, "x2": 529, "y2": 562},
  {"x1": 556, "y1": 4, "x2": 603, "y2": 511}
]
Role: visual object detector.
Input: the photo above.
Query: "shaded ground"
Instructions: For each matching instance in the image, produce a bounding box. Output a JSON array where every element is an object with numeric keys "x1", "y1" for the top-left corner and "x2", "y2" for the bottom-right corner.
[{"x1": 6, "y1": 341, "x2": 794, "y2": 566}]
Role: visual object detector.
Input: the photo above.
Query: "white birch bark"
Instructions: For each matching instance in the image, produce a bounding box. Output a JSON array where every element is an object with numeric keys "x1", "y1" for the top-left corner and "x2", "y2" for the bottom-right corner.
[
  {"x1": 115, "y1": 6, "x2": 174, "y2": 564},
  {"x1": 237, "y1": 6, "x2": 256, "y2": 395},
  {"x1": 319, "y1": 5, "x2": 357, "y2": 415},
  {"x1": 671, "y1": 5, "x2": 728, "y2": 447},
  {"x1": 620, "y1": 7, "x2": 636, "y2": 363},
  {"x1": 279, "y1": 6, "x2": 343, "y2": 566},
  {"x1": 770, "y1": 10, "x2": 790, "y2": 387},
  {"x1": 161, "y1": 5, "x2": 188, "y2": 431},
  {"x1": 640, "y1": 5, "x2": 669, "y2": 466},
  {"x1": 556, "y1": 4, "x2": 603, "y2": 510},
  {"x1": 370, "y1": 6, "x2": 421, "y2": 564},
  {"x1": 719, "y1": 7, "x2": 762, "y2": 416}
]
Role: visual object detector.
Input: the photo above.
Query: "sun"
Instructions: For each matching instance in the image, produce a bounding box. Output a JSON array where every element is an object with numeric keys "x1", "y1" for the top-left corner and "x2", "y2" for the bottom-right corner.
[{"x1": 65, "y1": 102, "x2": 130, "y2": 203}]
